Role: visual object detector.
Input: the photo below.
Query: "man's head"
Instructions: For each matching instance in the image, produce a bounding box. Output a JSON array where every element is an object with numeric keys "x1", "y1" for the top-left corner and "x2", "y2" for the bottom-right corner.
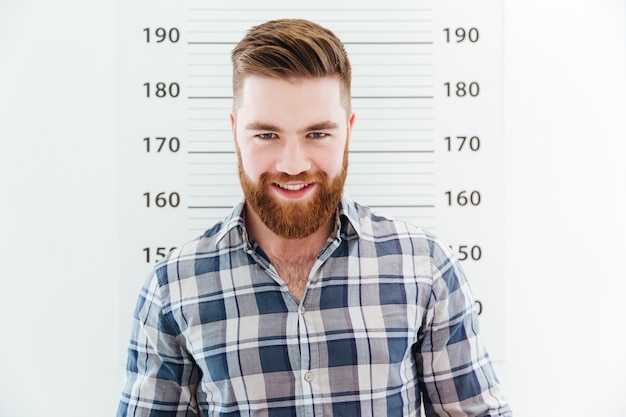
[
  {"x1": 231, "y1": 18, "x2": 352, "y2": 116},
  {"x1": 230, "y1": 19, "x2": 354, "y2": 240}
]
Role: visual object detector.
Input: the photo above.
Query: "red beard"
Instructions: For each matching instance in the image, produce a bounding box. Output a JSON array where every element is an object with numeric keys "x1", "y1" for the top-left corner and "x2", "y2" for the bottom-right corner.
[{"x1": 238, "y1": 148, "x2": 348, "y2": 239}]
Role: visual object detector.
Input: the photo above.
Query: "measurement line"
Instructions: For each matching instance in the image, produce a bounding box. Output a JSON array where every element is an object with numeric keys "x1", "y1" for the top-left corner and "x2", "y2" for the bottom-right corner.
[
  {"x1": 187, "y1": 8, "x2": 432, "y2": 12},
  {"x1": 188, "y1": 151, "x2": 234, "y2": 154},
  {"x1": 188, "y1": 206, "x2": 234, "y2": 209},
  {"x1": 188, "y1": 96, "x2": 233, "y2": 99},
  {"x1": 187, "y1": 204, "x2": 435, "y2": 210},
  {"x1": 350, "y1": 150, "x2": 434, "y2": 154},
  {"x1": 346, "y1": 41, "x2": 432, "y2": 45},
  {"x1": 187, "y1": 150, "x2": 434, "y2": 154},
  {"x1": 187, "y1": 19, "x2": 433, "y2": 24},
  {"x1": 188, "y1": 41, "x2": 432, "y2": 45},
  {"x1": 369, "y1": 205, "x2": 435, "y2": 208},
  {"x1": 353, "y1": 96, "x2": 434, "y2": 99},
  {"x1": 188, "y1": 42, "x2": 234, "y2": 45},
  {"x1": 187, "y1": 96, "x2": 434, "y2": 100}
]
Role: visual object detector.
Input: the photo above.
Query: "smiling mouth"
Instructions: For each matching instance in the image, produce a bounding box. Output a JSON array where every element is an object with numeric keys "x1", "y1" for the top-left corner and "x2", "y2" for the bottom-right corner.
[{"x1": 273, "y1": 182, "x2": 313, "y2": 191}]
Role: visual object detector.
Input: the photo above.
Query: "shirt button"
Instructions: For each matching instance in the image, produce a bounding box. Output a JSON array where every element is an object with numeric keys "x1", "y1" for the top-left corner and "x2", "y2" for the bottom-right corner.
[
  {"x1": 299, "y1": 306, "x2": 305, "y2": 315},
  {"x1": 304, "y1": 371, "x2": 314, "y2": 382}
]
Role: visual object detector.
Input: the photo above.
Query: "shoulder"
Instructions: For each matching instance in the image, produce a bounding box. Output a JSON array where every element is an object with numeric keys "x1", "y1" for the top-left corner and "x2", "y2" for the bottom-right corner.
[
  {"x1": 345, "y1": 198, "x2": 448, "y2": 260},
  {"x1": 152, "y1": 202, "x2": 247, "y2": 287}
]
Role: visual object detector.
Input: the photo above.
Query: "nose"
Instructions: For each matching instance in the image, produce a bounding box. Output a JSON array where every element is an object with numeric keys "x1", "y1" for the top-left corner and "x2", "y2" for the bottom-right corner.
[{"x1": 275, "y1": 139, "x2": 311, "y2": 175}]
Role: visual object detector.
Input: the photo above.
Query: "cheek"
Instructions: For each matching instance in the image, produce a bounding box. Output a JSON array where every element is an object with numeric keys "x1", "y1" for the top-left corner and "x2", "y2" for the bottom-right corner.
[
  {"x1": 321, "y1": 156, "x2": 343, "y2": 176},
  {"x1": 238, "y1": 146, "x2": 273, "y2": 181},
  {"x1": 316, "y1": 144, "x2": 347, "y2": 176}
]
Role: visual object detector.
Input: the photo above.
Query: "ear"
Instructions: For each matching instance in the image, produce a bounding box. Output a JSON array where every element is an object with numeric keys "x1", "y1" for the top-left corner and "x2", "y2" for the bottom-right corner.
[
  {"x1": 230, "y1": 112, "x2": 237, "y2": 145},
  {"x1": 346, "y1": 112, "x2": 356, "y2": 144},
  {"x1": 230, "y1": 112, "x2": 236, "y2": 131}
]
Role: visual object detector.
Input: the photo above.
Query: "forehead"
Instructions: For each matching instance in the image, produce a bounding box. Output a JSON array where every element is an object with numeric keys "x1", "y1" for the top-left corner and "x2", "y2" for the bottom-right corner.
[{"x1": 237, "y1": 76, "x2": 348, "y2": 126}]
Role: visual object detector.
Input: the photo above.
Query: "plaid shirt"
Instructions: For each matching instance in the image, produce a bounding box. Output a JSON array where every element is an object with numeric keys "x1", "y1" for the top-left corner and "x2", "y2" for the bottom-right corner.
[{"x1": 118, "y1": 195, "x2": 511, "y2": 417}]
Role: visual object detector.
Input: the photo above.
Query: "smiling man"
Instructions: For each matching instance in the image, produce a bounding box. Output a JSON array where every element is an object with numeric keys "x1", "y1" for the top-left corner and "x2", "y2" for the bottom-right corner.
[
  {"x1": 118, "y1": 19, "x2": 512, "y2": 417},
  {"x1": 232, "y1": 74, "x2": 354, "y2": 302}
]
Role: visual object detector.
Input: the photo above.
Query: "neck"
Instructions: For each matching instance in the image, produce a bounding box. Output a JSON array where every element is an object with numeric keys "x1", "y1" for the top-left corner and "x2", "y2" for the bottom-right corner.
[{"x1": 244, "y1": 205, "x2": 335, "y2": 259}]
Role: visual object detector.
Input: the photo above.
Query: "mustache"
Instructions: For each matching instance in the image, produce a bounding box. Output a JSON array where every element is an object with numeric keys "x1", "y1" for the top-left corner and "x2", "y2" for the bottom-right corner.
[{"x1": 260, "y1": 171, "x2": 328, "y2": 185}]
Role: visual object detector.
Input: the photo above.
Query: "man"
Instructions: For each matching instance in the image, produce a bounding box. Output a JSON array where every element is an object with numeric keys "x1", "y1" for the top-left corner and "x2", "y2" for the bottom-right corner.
[{"x1": 118, "y1": 19, "x2": 512, "y2": 417}]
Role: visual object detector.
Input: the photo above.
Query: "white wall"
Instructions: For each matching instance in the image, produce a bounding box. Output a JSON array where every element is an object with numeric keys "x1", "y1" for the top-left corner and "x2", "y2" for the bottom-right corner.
[
  {"x1": 503, "y1": 1, "x2": 626, "y2": 415},
  {"x1": 0, "y1": 1, "x2": 121, "y2": 415},
  {"x1": 0, "y1": 1, "x2": 624, "y2": 416}
]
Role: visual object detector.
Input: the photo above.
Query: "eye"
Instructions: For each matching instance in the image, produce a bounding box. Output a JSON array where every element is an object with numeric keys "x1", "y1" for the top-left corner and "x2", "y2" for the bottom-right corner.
[
  {"x1": 308, "y1": 132, "x2": 328, "y2": 139},
  {"x1": 256, "y1": 133, "x2": 277, "y2": 140}
]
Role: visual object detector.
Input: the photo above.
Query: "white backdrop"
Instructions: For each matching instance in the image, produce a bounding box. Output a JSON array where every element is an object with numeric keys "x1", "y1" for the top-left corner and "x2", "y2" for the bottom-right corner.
[
  {"x1": 1, "y1": 1, "x2": 625, "y2": 416},
  {"x1": 116, "y1": 0, "x2": 509, "y2": 365}
]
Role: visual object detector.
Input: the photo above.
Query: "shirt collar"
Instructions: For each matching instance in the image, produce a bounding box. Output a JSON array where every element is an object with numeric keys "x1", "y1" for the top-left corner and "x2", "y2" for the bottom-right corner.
[
  {"x1": 337, "y1": 194, "x2": 361, "y2": 239},
  {"x1": 215, "y1": 194, "x2": 362, "y2": 249},
  {"x1": 214, "y1": 198, "x2": 247, "y2": 249}
]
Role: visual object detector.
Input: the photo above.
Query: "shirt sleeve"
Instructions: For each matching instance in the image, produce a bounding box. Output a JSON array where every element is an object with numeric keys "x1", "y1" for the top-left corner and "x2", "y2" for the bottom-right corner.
[
  {"x1": 415, "y1": 239, "x2": 512, "y2": 417},
  {"x1": 117, "y1": 269, "x2": 201, "y2": 417}
]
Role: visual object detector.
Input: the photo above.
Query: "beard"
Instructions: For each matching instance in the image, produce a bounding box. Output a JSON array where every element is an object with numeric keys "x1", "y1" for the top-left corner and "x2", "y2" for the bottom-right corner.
[{"x1": 238, "y1": 147, "x2": 348, "y2": 240}]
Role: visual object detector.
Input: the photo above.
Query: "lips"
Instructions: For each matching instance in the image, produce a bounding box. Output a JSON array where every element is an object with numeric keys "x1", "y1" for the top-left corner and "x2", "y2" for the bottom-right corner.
[
  {"x1": 271, "y1": 182, "x2": 316, "y2": 200},
  {"x1": 273, "y1": 182, "x2": 312, "y2": 191}
]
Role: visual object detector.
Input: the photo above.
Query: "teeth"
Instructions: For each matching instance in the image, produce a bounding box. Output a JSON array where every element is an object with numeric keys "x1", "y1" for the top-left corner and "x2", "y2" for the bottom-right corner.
[{"x1": 276, "y1": 183, "x2": 309, "y2": 191}]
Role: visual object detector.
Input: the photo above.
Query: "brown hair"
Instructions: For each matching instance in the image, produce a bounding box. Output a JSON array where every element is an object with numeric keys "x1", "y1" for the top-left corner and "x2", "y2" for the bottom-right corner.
[{"x1": 231, "y1": 19, "x2": 352, "y2": 114}]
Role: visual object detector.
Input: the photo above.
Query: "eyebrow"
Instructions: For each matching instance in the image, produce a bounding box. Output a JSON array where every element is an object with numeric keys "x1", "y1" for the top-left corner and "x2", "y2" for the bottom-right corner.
[{"x1": 245, "y1": 121, "x2": 340, "y2": 135}]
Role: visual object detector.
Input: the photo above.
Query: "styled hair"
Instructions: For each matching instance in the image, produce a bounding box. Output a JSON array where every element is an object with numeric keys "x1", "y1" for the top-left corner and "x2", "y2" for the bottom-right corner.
[{"x1": 231, "y1": 19, "x2": 352, "y2": 114}]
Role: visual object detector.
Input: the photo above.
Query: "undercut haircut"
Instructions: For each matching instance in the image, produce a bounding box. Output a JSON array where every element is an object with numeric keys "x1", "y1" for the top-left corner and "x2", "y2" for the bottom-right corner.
[{"x1": 231, "y1": 19, "x2": 352, "y2": 115}]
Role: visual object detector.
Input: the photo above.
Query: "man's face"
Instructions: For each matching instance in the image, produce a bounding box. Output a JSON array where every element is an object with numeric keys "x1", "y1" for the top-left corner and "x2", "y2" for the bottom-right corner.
[{"x1": 231, "y1": 75, "x2": 355, "y2": 239}]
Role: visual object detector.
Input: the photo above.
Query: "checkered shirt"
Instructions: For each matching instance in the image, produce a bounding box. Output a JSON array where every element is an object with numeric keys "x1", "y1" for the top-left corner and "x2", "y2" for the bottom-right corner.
[{"x1": 118, "y1": 195, "x2": 511, "y2": 416}]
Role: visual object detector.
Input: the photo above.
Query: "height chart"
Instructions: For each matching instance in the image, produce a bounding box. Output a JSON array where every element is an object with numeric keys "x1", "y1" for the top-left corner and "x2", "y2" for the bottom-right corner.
[{"x1": 117, "y1": 0, "x2": 505, "y2": 361}]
